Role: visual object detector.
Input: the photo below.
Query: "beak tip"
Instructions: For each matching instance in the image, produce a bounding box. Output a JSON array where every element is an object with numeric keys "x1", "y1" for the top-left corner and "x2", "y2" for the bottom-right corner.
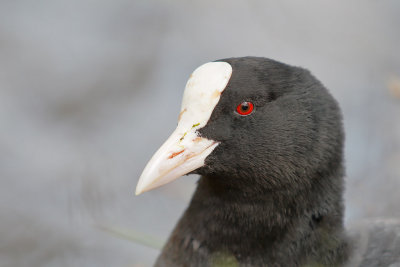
[{"x1": 135, "y1": 183, "x2": 144, "y2": 196}]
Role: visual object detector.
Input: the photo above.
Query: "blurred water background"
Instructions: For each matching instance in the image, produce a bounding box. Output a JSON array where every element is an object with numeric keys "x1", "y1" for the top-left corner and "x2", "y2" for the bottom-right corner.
[{"x1": 1, "y1": 1, "x2": 400, "y2": 266}]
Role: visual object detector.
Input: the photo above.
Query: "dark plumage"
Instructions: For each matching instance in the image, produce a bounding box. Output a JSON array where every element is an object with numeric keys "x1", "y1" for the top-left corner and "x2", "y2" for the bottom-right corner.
[{"x1": 139, "y1": 57, "x2": 400, "y2": 266}]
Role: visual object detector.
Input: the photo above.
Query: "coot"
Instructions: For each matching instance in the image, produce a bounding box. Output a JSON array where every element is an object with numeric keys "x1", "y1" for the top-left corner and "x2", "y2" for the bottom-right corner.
[{"x1": 136, "y1": 57, "x2": 400, "y2": 266}]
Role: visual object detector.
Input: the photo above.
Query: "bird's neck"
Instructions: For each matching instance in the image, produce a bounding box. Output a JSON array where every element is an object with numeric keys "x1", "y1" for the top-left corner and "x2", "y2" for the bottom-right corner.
[{"x1": 162, "y1": 174, "x2": 349, "y2": 266}]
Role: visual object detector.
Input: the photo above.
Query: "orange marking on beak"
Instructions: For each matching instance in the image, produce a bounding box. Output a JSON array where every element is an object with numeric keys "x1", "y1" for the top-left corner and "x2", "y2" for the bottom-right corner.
[
  {"x1": 193, "y1": 137, "x2": 202, "y2": 143},
  {"x1": 169, "y1": 149, "x2": 185, "y2": 159}
]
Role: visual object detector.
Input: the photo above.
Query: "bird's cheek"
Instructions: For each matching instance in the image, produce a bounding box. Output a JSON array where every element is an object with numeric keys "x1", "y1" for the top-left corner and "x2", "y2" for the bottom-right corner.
[{"x1": 199, "y1": 120, "x2": 234, "y2": 142}]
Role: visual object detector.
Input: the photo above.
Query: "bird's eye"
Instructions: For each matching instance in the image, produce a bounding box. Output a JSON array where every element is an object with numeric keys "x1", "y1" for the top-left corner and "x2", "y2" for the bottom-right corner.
[{"x1": 236, "y1": 101, "x2": 254, "y2": 116}]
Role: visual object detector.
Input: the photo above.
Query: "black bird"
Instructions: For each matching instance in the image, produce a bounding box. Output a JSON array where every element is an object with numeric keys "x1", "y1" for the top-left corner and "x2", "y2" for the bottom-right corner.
[{"x1": 136, "y1": 57, "x2": 400, "y2": 266}]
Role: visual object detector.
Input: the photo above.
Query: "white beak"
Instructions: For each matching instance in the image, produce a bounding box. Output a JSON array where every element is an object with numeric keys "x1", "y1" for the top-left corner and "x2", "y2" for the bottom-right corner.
[{"x1": 135, "y1": 61, "x2": 232, "y2": 195}]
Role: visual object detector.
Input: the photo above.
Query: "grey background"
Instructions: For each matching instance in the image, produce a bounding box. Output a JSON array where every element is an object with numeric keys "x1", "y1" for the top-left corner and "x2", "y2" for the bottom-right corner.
[{"x1": 1, "y1": 1, "x2": 399, "y2": 266}]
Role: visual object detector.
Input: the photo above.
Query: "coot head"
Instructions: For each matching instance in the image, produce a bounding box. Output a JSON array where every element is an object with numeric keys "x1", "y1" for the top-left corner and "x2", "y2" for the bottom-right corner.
[{"x1": 136, "y1": 56, "x2": 344, "y2": 195}]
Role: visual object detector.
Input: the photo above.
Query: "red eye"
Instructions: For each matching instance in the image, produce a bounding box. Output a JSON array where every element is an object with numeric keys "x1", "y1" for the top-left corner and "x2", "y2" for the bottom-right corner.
[{"x1": 236, "y1": 101, "x2": 254, "y2": 116}]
